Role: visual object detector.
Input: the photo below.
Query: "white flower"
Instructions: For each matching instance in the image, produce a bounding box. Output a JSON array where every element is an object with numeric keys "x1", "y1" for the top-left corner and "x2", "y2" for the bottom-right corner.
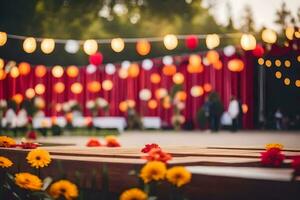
[
  {"x1": 86, "y1": 100, "x2": 96, "y2": 109},
  {"x1": 96, "y1": 98, "x2": 108, "y2": 108},
  {"x1": 0, "y1": 99, "x2": 7, "y2": 108}
]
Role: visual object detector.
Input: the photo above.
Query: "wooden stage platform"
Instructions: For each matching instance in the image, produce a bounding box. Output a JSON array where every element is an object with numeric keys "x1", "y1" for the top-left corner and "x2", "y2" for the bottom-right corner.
[{"x1": 1, "y1": 144, "x2": 300, "y2": 200}]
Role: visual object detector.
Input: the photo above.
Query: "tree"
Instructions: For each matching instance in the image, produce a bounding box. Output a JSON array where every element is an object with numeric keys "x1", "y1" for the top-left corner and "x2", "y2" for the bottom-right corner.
[
  {"x1": 274, "y1": 2, "x2": 292, "y2": 33},
  {"x1": 225, "y1": 2, "x2": 234, "y2": 31},
  {"x1": 240, "y1": 5, "x2": 255, "y2": 33}
]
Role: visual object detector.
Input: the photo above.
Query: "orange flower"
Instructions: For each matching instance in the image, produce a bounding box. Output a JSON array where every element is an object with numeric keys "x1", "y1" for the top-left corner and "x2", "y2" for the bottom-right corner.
[
  {"x1": 142, "y1": 148, "x2": 172, "y2": 163},
  {"x1": 86, "y1": 138, "x2": 101, "y2": 147},
  {"x1": 105, "y1": 136, "x2": 121, "y2": 147}
]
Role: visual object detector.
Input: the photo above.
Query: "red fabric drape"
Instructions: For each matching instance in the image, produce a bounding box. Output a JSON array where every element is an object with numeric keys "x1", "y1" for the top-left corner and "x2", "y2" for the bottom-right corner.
[{"x1": 0, "y1": 51, "x2": 254, "y2": 129}]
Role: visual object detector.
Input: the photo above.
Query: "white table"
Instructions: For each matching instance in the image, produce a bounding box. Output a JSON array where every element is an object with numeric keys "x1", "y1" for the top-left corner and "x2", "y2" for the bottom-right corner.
[
  {"x1": 93, "y1": 117, "x2": 127, "y2": 132},
  {"x1": 142, "y1": 117, "x2": 161, "y2": 129}
]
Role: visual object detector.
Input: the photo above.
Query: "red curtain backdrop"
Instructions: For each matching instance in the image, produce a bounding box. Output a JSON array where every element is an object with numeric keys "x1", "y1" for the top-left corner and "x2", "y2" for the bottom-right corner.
[{"x1": 0, "y1": 51, "x2": 254, "y2": 129}]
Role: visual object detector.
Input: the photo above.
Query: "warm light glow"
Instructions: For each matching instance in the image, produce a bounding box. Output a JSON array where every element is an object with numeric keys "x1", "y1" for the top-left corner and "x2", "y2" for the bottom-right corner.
[
  {"x1": 206, "y1": 50, "x2": 219, "y2": 65},
  {"x1": 66, "y1": 65, "x2": 79, "y2": 78},
  {"x1": 297, "y1": 55, "x2": 300, "y2": 62},
  {"x1": 213, "y1": 60, "x2": 223, "y2": 70},
  {"x1": 119, "y1": 101, "x2": 128, "y2": 112},
  {"x1": 18, "y1": 62, "x2": 31, "y2": 75},
  {"x1": 128, "y1": 63, "x2": 140, "y2": 78},
  {"x1": 163, "y1": 34, "x2": 178, "y2": 50},
  {"x1": 34, "y1": 83, "x2": 46, "y2": 95},
  {"x1": 189, "y1": 54, "x2": 201, "y2": 66},
  {"x1": 127, "y1": 99, "x2": 136, "y2": 108},
  {"x1": 111, "y1": 38, "x2": 125, "y2": 52},
  {"x1": 150, "y1": 73, "x2": 161, "y2": 84},
  {"x1": 0, "y1": 32, "x2": 7, "y2": 46},
  {"x1": 25, "y1": 88, "x2": 35, "y2": 99},
  {"x1": 0, "y1": 70, "x2": 6, "y2": 80},
  {"x1": 118, "y1": 68, "x2": 128, "y2": 79},
  {"x1": 23, "y1": 37, "x2": 37, "y2": 53},
  {"x1": 0, "y1": 58, "x2": 4, "y2": 69},
  {"x1": 187, "y1": 64, "x2": 204, "y2": 73},
  {"x1": 240, "y1": 34, "x2": 256, "y2": 50},
  {"x1": 172, "y1": 72, "x2": 184, "y2": 84},
  {"x1": 228, "y1": 59, "x2": 244, "y2": 72},
  {"x1": 136, "y1": 39, "x2": 151, "y2": 55},
  {"x1": 71, "y1": 82, "x2": 83, "y2": 94},
  {"x1": 190, "y1": 86, "x2": 204, "y2": 97},
  {"x1": 52, "y1": 65, "x2": 64, "y2": 78},
  {"x1": 284, "y1": 60, "x2": 291, "y2": 68},
  {"x1": 262, "y1": 29, "x2": 277, "y2": 44},
  {"x1": 295, "y1": 80, "x2": 300, "y2": 87},
  {"x1": 204, "y1": 83, "x2": 212, "y2": 92},
  {"x1": 285, "y1": 26, "x2": 295, "y2": 40},
  {"x1": 265, "y1": 60, "x2": 272, "y2": 67},
  {"x1": 284, "y1": 78, "x2": 290, "y2": 85},
  {"x1": 148, "y1": 99, "x2": 158, "y2": 109},
  {"x1": 206, "y1": 34, "x2": 220, "y2": 49},
  {"x1": 83, "y1": 39, "x2": 98, "y2": 55},
  {"x1": 10, "y1": 66, "x2": 20, "y2": 78},
  {"x1": 41, "y1": 38, "x2": 55, "y2": 54},
  {"x1": 102, "y1": 80, "x2": 113, "y2": 91},
  {"x1": 258, "y1": 58, "x2": 264, "y2": 65},
  {"x1": 242, "y1": 104, "x2": 248, "y2": 113},
  {"x1": 35, "y1": 65, "x2": 47, "y2": 78},
  {"x1": 139, "y1": 89, "x2": 152, "y2": 101},
  {"x1": 53, "y1": 82, "x2": 65, "y2": 93},
  {"x1": 175, "y1": 91, "x2": 187, "y2": 101},
  {"x1": 275, "y1": 60, "x2": 281, "y2": 67},
  {"x1": 155, "y1": 88, "x2": 168, "y2": 99},
  {"x1": 275, "y1": 71, "x2": 282, "y2": 79},
  {"x1": 12, "y1": 93, "x2": 23, "y2": 104},
  {"x1": 162, "y1": 65, "x2": 176, "y2": 76},
  {"x1": 87, "y1": 81, "x2": 101, "y2": 93}
]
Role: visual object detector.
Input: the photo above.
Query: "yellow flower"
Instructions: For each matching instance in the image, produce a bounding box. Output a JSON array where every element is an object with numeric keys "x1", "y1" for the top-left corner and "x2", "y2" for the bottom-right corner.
[
  {"x1": 15, "y1": 172, "x2": 42, "y2": 191},
  {"x1": 26, "y1": 149, "x2": 51, "y2": 169},
  {"x1": 0, "y1": 136, "x2": 16, "y2": 147},
  {"x1": 119, "y1": 188, "x2": 147, "y2": 200},
  {"x1": 0, "y1": 156, "x2": 13, "y2": 168},
  {"x1": 166, "y1": 166, "x2": 191, "y2": 187},
  {"x1": 49, "y1": 180, "x2": 78, "y2": 200},
  {"x1": 266, "y1": 143, "x2": 284, "y2": 150},
  {"x1": 140, "y1": 161, "x2": 166, "y2": 183}
]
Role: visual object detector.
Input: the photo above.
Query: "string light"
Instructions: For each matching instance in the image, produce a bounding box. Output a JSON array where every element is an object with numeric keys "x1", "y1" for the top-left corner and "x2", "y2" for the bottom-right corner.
[
  {"x1": 275, "y1": 60, "x2": 281, "y2": 67},
  {"x1": 262, "y1": 29, "x2": 277, "y2": 44},
  {"x1": 295, "y1": 80, "x2": 300, "y2": 87},
  {"x1": 0, "y1": 32, "x2": 7, "y2": 46},
  {"x1": 284, "y1": 78, "x2": 290, "y2": 85},
  {"x1": 136, "y1": 39, "x2": 151, "y2": 55},
  {"x1": 284, "y1": 60, "x2": 291, "y2": 68},
  {"x1": 23, "y1": 37, "x2": 37, "y2": 53},
  {"x1": 83, "y1": 39, "x2": 98, "y2": 55},
  {"x1": 275, "y1": 71, "x2": 282, "y2": 79},
  {"x1": 66, "y1": 65, "x2": 79, "y2": 78},
  {"x1": 172, "y1": 72, "x2": 184, "y2": 84},
  {"x1": 190, "y1": 86, "x2": 204, "y2": 97},
  {"x1": 265, "y1": 60, "x2": 272, "y2": 67},
  {"x1": 150, "y1": 73, "x2": 161, "y2": 84},
  {"x1": 71, "y1": 82, "x2": 83, "y2": 94},
  {"x1": 52, "y1": 65, "x2": 64, "y2": 78},
  {"x1": 102, "y1": 80, "x2": 113, "y2": 91},
  {"x1": 240, "y1": 34, "x2": 256, "y2": 50},
  {"x1": 206, "y1": 34, "x2": 220, "y2": 49},
  {"x1": 0, "y1": 58, "x2": 4, "y2": 69},
  {"x1": 139, "y1": 89, "x2": 152, "y2": 101},
  {"x1": 35, "y1": 83, "x2": 46, "y2": 95},
  {"x1": 163, "y1": 34, "x2": 178, "y2": 50},
  {"x1": 35, "y1": 65, "x2": 47, "y2": 78},
  {"x1": 53, "y1": 82, "x2": 65, "y2": 93},
  {"x1": 41, "y1": 38, "x2": 55, "y2": 54},
  {"x1": 111, "y1": 38, "x2": 125, "y2": 52},
  {"x1": 10, "y1": 66, "x2": 20, "y2": 78},
  {"x1": 25, "y1": 88, "x2": 35, "y2": 99},
  {"x1": 148, "y1": 99, "x2": 158, "y2": 109},
  {"x1": 258, "y1": 58, "x2": 264, "y2": 65},
  {"x1": 285, "y1": 26, "x2": 295, "y2": 40}
]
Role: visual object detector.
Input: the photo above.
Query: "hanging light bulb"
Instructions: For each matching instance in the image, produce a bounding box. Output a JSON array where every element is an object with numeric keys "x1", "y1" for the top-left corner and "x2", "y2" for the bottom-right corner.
[
  {"x1": 240, "y1": 34, "x2": 256, "y2": 50},
  {"x1": 262, "y1": 29, "x2": 277, "y2": 44},
  {"x1": 105, "y1": 63, "x2": 116, "y2": 75},
  {"x1": 136, "y1": 39, "x2": 151, "y2": 55},
  {"x1": 52, "y1": 65, "x2": 64, "y2": 78},
  {"x1": 10, "y1": 66, "x2": 20, "y2": 78},
  {"x1": 41, "y1": 38, "x2": 55, "y2": 54},
  {"x1": 111, "y1": 38, "x2": 125, "y2": 52},
  {"x1": 83, "y1": 39, "x2": 98, "y2": 55},
  {"x1": 23, "y1": 37, "x2": 37, "y2": 53},
  {"x1": 285, "y1": 26, "x2": 295, "y2": 40},
  {"x1": 0, "y1": 32, "x2": 7, "y2": 46},
  {"x1": 163, "y1": 34, "x2": 178, "y2": 50},
  {"x1": 65, "y1": 40, "x2": 79, "y2": 54},
  {"x1": 206, "y1": 34, "x2": 220, "y2": 49}
]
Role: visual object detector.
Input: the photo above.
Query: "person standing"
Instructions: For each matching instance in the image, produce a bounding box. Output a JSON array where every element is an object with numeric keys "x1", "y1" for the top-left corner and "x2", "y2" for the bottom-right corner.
[{"x1": 228, "y1": 96, "x2": 239, "y2": 132}]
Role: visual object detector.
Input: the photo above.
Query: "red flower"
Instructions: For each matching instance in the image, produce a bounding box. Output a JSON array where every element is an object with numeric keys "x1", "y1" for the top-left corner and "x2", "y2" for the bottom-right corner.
[
  {"x1": 17, "y1": 142, "x2": 39, "y2": 149},
  {"x1": 26, "y1": 131, "x2": 37, "y2": 140},
  {"x1": 141, "y1": 143, "x2": 160, "y2": 153},
  {"x1": 86, "y1": 139, "x2": 102, "y2": 147},
  {"x1": 291, "y1": 156, "x2": 300, "y2": 176},
  {"x1": 143, "y1": 148, "x2": 172, "y2": 163},
  {"x1": 261, "y1": 148, "x2": 285, "y2": 167}
]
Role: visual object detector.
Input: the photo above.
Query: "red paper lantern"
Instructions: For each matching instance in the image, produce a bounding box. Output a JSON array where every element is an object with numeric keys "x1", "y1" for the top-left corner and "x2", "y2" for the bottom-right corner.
[
  {"x1": 89, "y1": 52, "x2": 103, "y2": 65},
  {"x1": 252, "y1": 44, "x2": 265, "y2": 57},
  {"x1": 185, "y1": 35, "x2": 198, "y2": 50}
]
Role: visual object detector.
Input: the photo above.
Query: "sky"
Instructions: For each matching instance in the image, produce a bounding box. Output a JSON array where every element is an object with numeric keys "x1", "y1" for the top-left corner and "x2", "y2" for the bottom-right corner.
[{"x1": 202, "y1": 0, "x2": 300, "y2": 31}]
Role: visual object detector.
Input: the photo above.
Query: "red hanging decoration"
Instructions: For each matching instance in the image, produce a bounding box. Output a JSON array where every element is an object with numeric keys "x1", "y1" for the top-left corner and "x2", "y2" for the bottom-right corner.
[
  {"x1": 252, "y1": 44, "x2": 265, "y2": 57},
  {"x1": 185, "y1": 35, "x2": 198, "y2": 50},
  {"x1": 89, "y1": 52, "x2": 103, "y2": 65}
]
